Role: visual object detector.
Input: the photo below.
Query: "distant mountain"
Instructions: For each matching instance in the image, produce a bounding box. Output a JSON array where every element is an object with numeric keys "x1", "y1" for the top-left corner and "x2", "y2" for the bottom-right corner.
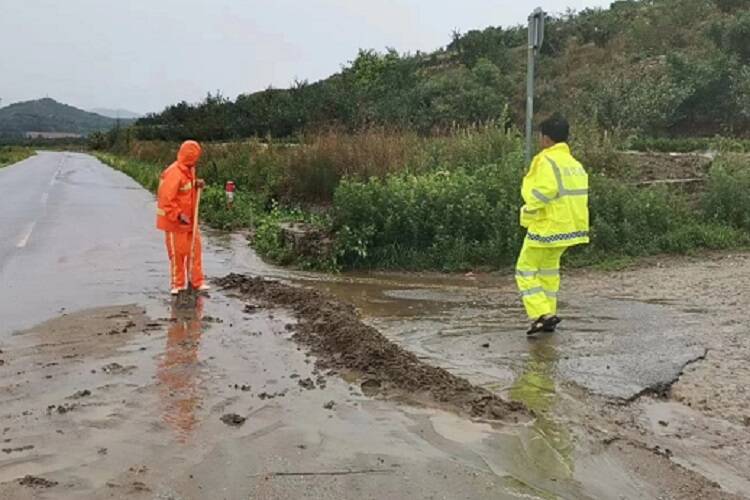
[
  {"x1": 0, "y1": 98, "x2": 132, "y2": 138},
  {"x1": 89, "y1": 108, "x2": 142, "y2": 119}
]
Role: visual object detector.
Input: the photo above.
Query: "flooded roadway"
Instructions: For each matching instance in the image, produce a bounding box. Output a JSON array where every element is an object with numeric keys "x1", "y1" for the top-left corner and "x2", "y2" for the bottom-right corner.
[{"x1": 0, "y1": 152, "x2": 747, "y2": 499}]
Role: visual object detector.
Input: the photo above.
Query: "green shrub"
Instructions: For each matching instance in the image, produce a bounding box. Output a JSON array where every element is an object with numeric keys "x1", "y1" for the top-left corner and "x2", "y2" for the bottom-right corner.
[
  {"x1": 0, "y1": 146, "x2": 35, "y2": 168},
  {"x1": 97, "y1": 127, "x2": 750, "y2": 272},
  {"x1": 333, "y1": 154, "x2": 526, "y2": 270},
  {"x1": 199, "y1": 186, "x2": 258, "y2": 230},
  {"x1": 703, "y1": 157, "x2": 750, "y2": 231},
  {"x1": 586, "y1": 176, "x2": 683, "y2": 255}
]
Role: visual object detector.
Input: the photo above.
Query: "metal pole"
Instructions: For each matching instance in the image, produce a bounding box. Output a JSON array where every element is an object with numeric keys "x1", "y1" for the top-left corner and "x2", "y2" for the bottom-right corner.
[
  {"x1": 525, "y1": 22, "x2": 535, "y2": 166},
  {"x1": 525, "y1": 8, "x2": 544, "y2": 166}
]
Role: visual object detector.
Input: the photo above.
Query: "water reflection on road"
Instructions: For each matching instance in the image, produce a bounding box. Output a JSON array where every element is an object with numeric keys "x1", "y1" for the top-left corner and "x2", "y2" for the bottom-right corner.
[
  {"x1": 157, "y1": 296, "x2": 205, "y2": 443},
  {"x1": 510, "y1": 338, "x2": 573, "y2": 481}
]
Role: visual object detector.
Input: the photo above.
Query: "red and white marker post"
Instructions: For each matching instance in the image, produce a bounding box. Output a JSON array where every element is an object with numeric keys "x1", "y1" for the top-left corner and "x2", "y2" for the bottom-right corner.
[{"x1": 225, "y1": 181, "x2": 235, "y2": 209}]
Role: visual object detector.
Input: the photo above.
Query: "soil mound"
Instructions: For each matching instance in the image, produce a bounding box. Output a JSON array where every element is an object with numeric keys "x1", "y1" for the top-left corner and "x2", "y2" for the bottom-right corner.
[{"x1": 215, "y1": 274, "x2": 526, "y2": 421}]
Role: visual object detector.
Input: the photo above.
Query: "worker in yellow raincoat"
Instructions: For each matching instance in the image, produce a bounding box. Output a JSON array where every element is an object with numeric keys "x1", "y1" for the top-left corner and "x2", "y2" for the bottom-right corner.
[{"x1": 516, "y1": 114, "x2": 589, "y2": 335}]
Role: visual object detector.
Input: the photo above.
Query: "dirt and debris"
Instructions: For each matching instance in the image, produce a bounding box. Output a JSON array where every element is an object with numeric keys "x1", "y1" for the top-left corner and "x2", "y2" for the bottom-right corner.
[
  {"x1": 621, "y1": 151, "x2": 714, "y2": 182},
  {"x1": 258, "y1": 390, "x2": 287, "y2": 400},
  {"x1": 131, "y1": 481, "x2": 150, "y2": 492},
  {"x1": 48, "y1": 403, "x2": 78, "y2": 415},
  {"x1": 215, "y1": 274, "x2": 526, "y2": 421},
  {"x1": 220, "y1": 413, "x2": 247, "y2": 427},
  {"x1": 361, "y1": 379, "x2": 381, "y2": 396},
  {"x1": 68, "y1": 389, "x2": 91, "y2": 399},
  {"x1": 18, "y1": 475, "x2": 58, "y2": 488},
  {"x1": 298, "y1": 377, "x2": 315, "y2": 390},
  {"x1": 323, "y1": 401, "x2": 336, "y2": 410},
  {"x1": 2, "y1": 444, "x2": 34, "y2": 454},
  {"x1": 102, "y1": 362, "x2": 137, "y2": 375}
]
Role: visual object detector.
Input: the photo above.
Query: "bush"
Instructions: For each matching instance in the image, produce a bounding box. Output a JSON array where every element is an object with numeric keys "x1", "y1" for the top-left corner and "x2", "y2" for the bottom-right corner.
[
  {"x1": 98, "y1": 126, "x2": 750, "y2": 272},
  {"x1": 0, "y1": 146, "x2": 35, "y2": 168},
  {"x1": 333, "y1": 150, "x2": 749, "y2": 270},
  {"x1": 585, "y1": 176, "x2": 680, "y2": 256},
  {"x1": 199, "y1": 186, "x2": 259, "y2": 231},
  {"x1": 703, "y1": 157, "x2": 750, "y2": 231},
  {"x1": 333, "y1": 157, "x2": 524, "y2": 270}
]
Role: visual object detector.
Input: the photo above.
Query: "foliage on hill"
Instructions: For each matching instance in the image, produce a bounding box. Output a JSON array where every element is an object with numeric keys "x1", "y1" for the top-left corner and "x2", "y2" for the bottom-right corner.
[
  {"x1": 0, "y1": 98, "x2": 129, "y2": 137},
  {"x1": 134, "y1": 0, "x2": 750, "y2": 141}
]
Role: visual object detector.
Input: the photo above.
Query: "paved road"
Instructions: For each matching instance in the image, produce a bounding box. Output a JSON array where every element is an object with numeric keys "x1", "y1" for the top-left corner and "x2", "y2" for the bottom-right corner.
[{"x1": 0, "y1": 152, "x2": 174, "y2": 332}]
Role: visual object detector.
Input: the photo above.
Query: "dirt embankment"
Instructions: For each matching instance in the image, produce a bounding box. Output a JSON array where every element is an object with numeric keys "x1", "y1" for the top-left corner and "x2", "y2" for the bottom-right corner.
[{"x1": 215, "y1": 274, "x2": 526, "y2": 422}]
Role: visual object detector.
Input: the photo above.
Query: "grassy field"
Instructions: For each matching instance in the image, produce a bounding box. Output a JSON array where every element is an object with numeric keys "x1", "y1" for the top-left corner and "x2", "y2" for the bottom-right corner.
[
  {"x1": 0, "y1": 146, "x2": 35, "y2": 168},
  {"x1": 95, "y1": 127, "x2": 750, "y2": 272}
]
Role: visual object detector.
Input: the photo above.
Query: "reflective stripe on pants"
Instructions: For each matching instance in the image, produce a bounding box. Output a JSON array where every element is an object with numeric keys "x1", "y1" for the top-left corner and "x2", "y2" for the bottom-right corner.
[
  {"x1": 164, "y1": 230, "x2": 204, "y2": 290},
  {"x1": 515, "y1": 240, "x2": 566, "y2": 319}
]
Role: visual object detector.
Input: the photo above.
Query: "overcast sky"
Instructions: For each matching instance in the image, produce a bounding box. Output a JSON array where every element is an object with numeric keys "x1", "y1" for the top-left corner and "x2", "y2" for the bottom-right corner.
[{"x1": 1, "y1": 0, "x2": 612, "y2": 114}]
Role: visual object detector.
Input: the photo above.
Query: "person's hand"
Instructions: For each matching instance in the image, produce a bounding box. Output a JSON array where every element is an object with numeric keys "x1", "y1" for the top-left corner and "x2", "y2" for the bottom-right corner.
[
  {"x1": 196, "y1": 179, "x2": 206, "y2": 189},
  {"x1": 178, "y1": 213, "x2": 191, "y2": 225}
]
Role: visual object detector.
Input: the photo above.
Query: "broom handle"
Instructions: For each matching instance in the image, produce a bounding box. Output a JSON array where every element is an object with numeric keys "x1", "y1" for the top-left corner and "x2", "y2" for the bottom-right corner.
[{"x1": 188, "y1": 186, "x2": 202, "y2": 286}]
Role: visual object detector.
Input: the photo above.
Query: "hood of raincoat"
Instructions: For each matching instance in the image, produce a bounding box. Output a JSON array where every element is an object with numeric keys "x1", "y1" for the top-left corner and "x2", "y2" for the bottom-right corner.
[{"x1": 177, "y1": 140, "x2": 202, "y2": 168}]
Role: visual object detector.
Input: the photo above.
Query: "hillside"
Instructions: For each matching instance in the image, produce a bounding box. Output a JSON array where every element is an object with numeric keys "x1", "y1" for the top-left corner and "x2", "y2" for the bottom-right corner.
[
  {"x1": 0, "y1": 98, "x2": 130, "y2": 138},
  {"x1": 134, "y1": 0, "x2": 750, "y2": 141}
]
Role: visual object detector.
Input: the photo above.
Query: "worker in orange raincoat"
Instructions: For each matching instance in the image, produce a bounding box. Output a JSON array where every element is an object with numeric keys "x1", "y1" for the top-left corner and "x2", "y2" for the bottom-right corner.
[{"x1": 156, "y1": 140, "x2": 209, "y2": 295}]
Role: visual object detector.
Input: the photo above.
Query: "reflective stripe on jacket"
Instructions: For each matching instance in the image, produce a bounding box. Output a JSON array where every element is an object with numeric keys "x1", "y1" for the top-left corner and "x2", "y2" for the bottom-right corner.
[
  {"x1": 156, "y1": 141, "x2": 202, "y2": 233},
  {"x1": 520, "y1": 143, "x2": 589, "y2": 248}
]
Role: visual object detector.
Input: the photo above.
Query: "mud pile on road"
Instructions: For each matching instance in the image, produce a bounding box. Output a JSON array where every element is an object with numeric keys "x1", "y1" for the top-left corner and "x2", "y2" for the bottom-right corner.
[{"x1": 215, "y1": 274, "x2": 526, "y2": 421}]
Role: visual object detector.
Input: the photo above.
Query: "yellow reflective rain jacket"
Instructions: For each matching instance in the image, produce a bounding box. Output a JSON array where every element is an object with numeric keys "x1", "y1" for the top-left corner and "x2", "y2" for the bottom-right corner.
[{"x1": 520, "y1": 143, "x2": 589, "y2": 247}]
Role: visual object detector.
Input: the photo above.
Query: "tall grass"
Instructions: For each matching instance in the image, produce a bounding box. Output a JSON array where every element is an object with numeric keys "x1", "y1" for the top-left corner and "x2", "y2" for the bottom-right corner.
[
  {"x1": 0, "y1": 146, "x2": 35, "y2": 168},
  {"x1": 95, "y1": 126, "x2": 750, "y2": 271}
]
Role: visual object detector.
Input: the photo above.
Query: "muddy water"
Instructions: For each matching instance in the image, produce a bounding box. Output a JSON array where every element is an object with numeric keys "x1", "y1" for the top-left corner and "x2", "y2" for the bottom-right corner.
[
  {"x1": 1, "y1": 228, "x2": 714, "y2": 500},
  {"x1": 276, "y1": 249, "x2": 750, "y2": 498},
  {"x1": 210, "y1": 233, "x2": 750, "y2": 498},
  {"x1": 0, "y1": 290, "x2": 636, "y2": 500}
]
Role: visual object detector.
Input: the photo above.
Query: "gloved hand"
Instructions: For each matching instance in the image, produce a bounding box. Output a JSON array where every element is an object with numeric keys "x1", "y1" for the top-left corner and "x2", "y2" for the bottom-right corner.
[{"x1": 520, "y1": 205, "x2": 538, "y2": 228}]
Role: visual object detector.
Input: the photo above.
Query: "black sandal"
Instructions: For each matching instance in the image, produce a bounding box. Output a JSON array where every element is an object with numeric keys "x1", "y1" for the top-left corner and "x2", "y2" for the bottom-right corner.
[
  {"x1": 527, "y1": 316, "x2": 548, "y2": 336},
  {"x1": 543, "y1": 315, "x2": 562, "y2": 332}
]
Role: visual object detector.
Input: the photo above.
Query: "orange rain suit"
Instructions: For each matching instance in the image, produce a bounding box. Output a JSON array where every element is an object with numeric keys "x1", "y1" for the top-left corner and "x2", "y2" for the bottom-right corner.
[{"x1": 156, "y1": 140, "x2": 205, "y2": 290}]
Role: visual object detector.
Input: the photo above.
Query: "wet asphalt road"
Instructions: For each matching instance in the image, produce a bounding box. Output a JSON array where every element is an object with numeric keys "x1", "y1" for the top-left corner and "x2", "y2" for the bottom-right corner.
[{"x1": 0, "y1": 152, "x2": 171, "y2": 332}]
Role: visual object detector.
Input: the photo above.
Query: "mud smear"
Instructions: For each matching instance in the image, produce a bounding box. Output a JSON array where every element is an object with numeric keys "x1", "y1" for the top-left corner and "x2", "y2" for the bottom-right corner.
[
  {"x1": 18, "y1": 475, "x2": 58, "y2": 488},
  {"x1": 215, "y1": 274, "x2": 526, "y2": 422}
]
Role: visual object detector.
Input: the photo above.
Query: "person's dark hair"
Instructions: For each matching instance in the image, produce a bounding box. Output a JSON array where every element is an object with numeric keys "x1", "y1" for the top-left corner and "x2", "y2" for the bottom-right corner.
[{"x1": 540, "y1": 114, "x2": 570, "y2": 143}]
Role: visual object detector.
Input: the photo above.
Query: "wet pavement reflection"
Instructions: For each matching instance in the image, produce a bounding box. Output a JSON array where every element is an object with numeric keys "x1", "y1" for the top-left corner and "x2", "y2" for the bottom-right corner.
[
  {"x1": 510, "y1": 337, "x2": 573, "y2": 481},
  {"x1": 157, "y1": 296, "x2": 205, "y2": 443}
]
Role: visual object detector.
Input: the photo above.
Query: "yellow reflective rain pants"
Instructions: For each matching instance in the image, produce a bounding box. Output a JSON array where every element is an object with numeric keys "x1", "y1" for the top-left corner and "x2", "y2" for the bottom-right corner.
[{"x1": 515, "y1": 241, "x2": 566, "y2": 318}]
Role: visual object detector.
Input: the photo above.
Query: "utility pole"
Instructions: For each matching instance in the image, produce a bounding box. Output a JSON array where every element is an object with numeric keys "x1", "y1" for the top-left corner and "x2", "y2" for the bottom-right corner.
[{"x1": 525, "y1": 7, "x2": 546, "y2": 165}]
